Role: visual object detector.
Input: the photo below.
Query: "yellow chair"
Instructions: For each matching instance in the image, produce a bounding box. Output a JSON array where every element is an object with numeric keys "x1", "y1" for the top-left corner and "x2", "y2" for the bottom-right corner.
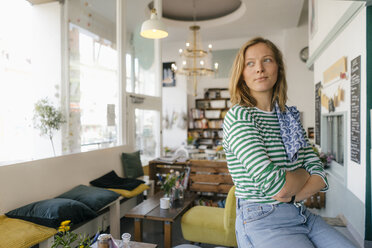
[{"x1": 181, "y1": 186, "x2": 237, "y2": 247}]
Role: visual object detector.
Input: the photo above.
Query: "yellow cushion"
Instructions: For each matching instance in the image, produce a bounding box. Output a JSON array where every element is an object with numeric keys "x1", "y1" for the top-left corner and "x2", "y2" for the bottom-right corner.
[
  {"x1": 108, "y1": 183, "x2": 149, "y2": 198},
  {"x1": 224, "y1": 186, "x2": 236, "y2": 230},
  {"x1": 0, "y1": 215, "x2": 57, "y2": 248},
  {"x1": 182, "y1": 206, "x2": 232, "y2": 246},
  {"x1": 181, "y1": 186, "x2": 237, "y2": 247}
]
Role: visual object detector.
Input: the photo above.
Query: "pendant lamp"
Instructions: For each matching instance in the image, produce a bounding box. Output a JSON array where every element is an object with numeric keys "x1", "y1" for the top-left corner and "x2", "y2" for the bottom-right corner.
[{"x1": 140, "y1": 8, "x2": 168, "y2": 39}]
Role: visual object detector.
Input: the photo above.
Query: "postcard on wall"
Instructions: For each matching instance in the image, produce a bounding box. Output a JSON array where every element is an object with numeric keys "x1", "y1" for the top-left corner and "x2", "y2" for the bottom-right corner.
[{"x1": 162, "y1": 62, "x2": 176, "y2": 87}]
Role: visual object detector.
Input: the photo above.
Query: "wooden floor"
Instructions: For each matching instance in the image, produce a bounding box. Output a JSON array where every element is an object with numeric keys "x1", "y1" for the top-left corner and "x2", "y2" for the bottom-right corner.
[{"x1": 120, "y1": 216, "x2": 217, "y2": 248}]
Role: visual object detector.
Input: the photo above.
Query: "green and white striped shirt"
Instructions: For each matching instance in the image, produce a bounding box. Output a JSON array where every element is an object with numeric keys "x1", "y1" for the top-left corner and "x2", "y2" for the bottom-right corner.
[{"x1": 223, "y1": 104, "x2": 328, "y2": 204}]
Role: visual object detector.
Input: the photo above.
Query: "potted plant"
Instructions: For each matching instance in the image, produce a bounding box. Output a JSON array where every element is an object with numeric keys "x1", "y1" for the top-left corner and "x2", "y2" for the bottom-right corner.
[
  {"x1": 156, "y1": 170, "x2": 185, "y2": 198},
  {"x1": 312, "y1": 145, "x2": 334, "y2": 169},
  {"x1": 319, "y1": 152, "x2": 335, "y2": 169},
  {"x1": 33, "y1": 98, "x2": 65, "y2": 156},
  {"x1": 52, "y1": 221, "x2": 93, "y2": 248}
]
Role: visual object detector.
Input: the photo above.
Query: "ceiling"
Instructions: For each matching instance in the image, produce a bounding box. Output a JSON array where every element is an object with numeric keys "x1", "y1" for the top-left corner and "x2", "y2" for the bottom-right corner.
[
  {"x1": 127, "y1": 0, "x2": 307, "y2": 44},
  {"x1": 152, "y1": 0, "x2": 242, "y2": 21}
]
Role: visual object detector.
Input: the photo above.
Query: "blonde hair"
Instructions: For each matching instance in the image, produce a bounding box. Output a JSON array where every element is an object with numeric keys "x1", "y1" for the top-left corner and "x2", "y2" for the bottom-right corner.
[{"x1": 229, "y1": 37, "x2": 287, "y2": 111}]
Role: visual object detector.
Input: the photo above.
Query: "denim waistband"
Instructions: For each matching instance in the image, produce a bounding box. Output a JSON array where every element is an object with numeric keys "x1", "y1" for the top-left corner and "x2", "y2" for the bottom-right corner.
[{"x1": 237, "y1": 198, "x2": 302, "y2": 209}]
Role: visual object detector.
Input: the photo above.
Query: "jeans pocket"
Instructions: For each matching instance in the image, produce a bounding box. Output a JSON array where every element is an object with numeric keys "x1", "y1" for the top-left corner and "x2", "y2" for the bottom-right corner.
[{"x1": 242, "y1": 203, "x2": 275, "y2": 223}]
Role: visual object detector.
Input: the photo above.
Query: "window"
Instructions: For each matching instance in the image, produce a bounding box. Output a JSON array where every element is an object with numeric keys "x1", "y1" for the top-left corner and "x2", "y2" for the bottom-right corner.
[
  {"x1": 65, "y1": 0, "x2": 119, "y2": 153},
  {"x1": 0, "y1": 0, "x2": 62, "y2": 164},
  {"x1": 326, "y1": 115, "x2": 344, "y2": 165},
  {"x1": 135, "y1": 109, "x2": 160, "y2": 165},
  {"x1": 125, "y1": 7, "x2": 161, "y2": 165},
  {"x1": 321, "y1": 113, "x2": 346, "y2": 181}
]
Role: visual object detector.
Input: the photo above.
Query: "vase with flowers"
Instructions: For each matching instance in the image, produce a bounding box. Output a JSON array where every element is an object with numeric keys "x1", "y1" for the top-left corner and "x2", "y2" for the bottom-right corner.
[
  {"x1": 319, "y1": 152, "x2": 335, "y2": 169},
  {"x1": 157, "y1": 169, "x2": 185, "y2": 206},
  {"x1": 312, "y1": 145, "x2": 334, "y2": 169}
]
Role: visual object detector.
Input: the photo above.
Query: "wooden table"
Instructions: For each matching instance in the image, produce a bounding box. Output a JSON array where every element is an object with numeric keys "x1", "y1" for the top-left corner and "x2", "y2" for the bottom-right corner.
[{"x1": 125, "y1": 191, "x2": 196, "y2": 248}]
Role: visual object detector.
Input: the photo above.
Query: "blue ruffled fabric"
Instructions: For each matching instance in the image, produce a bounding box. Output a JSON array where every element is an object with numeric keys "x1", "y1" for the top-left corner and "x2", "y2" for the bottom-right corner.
[{"x1": 274, "y1": 102, "x2": 308, "y2": 162}]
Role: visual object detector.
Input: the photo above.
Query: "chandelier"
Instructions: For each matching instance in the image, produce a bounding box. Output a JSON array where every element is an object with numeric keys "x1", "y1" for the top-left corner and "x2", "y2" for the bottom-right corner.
[{"x1": 171, "y1": 5, "x2": 218, "y2": 96}]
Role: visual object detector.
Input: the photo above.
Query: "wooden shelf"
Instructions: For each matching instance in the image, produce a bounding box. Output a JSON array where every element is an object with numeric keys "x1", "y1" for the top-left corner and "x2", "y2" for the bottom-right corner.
[{"x1": 188, "y1": 88, "x2": 229, "y2": 148}]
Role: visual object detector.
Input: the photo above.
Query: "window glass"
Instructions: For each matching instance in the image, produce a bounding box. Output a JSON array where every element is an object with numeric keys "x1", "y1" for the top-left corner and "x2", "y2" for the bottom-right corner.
[
  {"x1": 0, "y1": 0, "x2": 62, "y2": 164},
  {"x1": 125, "y1": 16, "x2": 156, "y2": 96},
  {"x1": 135, "y1": 109, "x2": 160, "y2": 165},
  {"x1": 326, "y1": 115, "x2": 344, "y2": 165},
  {"x1": 66, "y1": 0, "x2": 119, "y2": 153}
]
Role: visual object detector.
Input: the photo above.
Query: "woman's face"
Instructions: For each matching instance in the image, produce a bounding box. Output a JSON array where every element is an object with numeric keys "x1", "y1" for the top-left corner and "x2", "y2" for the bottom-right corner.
[{"x1": 242, "y1": 42, "x2": 278, "y2": 96}]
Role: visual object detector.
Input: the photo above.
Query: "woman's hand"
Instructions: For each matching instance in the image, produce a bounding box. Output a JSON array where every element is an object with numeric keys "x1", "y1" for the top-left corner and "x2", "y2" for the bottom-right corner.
[
  {"x1": 275, "y1": 168, "x2": 310, "y2": 199},
  {"x1": 295, "y1": 175, "x2": 326, "y2": 202}
]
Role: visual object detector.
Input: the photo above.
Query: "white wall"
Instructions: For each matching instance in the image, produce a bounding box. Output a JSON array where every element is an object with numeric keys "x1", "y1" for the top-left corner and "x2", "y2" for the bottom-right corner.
[
  {"x1": 309, "y1": 1, "x2": 353, "y2": 54},
  {"x1": 162, "y1": 42, "x2": 188, "y2": 150},
  {"x1": 311, "y1": 1, "x2": 366, "y2": 203},
  {"x1": 284, "y1": 24, "x2": 314, "y2": 132},
  {"x1": 0, "y1": 145, "x2": 133, "y2": 214},
  {"x1": 309, "y1": 0, "x2": 366, "y2": 243}
]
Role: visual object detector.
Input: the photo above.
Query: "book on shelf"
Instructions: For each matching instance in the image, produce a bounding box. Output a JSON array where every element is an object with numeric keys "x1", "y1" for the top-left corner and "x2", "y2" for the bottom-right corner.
[{"x1": 190, "y1": 109, "x2": 204, "y2": 119}]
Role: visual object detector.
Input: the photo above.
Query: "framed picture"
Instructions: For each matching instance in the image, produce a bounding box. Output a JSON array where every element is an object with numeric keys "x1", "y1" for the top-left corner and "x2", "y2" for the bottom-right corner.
[
  {"x1": 308, "y1": 127, "x2": 315, "y2": 139},
  {"x1": 162, "y1": 62, "x2": 176, "y2": 87}
]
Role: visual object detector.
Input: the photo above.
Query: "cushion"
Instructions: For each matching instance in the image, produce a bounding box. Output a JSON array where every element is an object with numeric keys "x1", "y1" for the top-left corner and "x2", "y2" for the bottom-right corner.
[
  {"x1": 108, "y1": 184, "x2": 150, "y2": 198},
  {"x1": 5, "y1": 198, "x2": 97, "y2": 228},
  {"x1": 56, "y1": 185, "x2": 120, "y2": 212},
  {"x1": 90, "y1": 170, "x2": 144, "y2": 190},
  {"x1": 0, "y1": 215, "x2": 57, "y2": 248},
  {"x1": 121, "y1": 151, "x2": 144, "y2": 178},
  {"x1": 181, "y1": 206, "x2": 227, "y2": 246}
]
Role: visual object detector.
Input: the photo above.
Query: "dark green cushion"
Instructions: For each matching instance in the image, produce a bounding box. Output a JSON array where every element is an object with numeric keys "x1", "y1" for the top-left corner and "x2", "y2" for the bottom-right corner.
[
  {"x1": 121, "y1": 151, "x2": 144, "y2": 178},
  {"x1": 90, "y1": 170, "x2": 145, "y2": 190},
  {"x1": 5, "y1": 198, "x2": 97, "y2": 228},
  {"x1": 56, "y1": 185, "x2": 120, "y2": 212}
]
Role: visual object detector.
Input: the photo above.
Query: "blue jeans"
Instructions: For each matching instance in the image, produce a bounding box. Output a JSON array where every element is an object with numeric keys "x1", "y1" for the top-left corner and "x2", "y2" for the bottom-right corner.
[{"x1": 235, "y1": 198, "x2": 357, "y2": 248}]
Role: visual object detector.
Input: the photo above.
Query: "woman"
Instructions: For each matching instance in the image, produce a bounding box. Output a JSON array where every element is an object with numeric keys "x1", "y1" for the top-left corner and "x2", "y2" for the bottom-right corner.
[{"x1": 223, "y1": 37, "x2": 356, "y2": 248}]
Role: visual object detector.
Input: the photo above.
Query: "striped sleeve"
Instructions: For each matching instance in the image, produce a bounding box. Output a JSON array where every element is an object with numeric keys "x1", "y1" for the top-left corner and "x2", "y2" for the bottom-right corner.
[
  {"x1": 225, "y1": 108, "x2": 286, "y2": 197},
  {"x1": 302, "y1": 145, "x2": 329, "y2": 191},
  {"x1": 300, "y1": 126, "x2": 329, "y2": 191}
]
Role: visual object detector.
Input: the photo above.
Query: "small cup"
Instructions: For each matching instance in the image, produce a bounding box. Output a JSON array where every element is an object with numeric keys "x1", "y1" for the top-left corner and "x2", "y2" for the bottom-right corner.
[
  {"x1": 160, "y1": 197, "x2": 170, "y2": 209},
  {"x1": 121, "y1": 233, "x2": 131, "y2": 248},
  {"x1": 97, "y1": 234, "x2": 111, "y2": 248}
]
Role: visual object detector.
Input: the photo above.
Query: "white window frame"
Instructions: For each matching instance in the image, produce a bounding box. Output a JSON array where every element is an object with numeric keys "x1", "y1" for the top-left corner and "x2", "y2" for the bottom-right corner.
[
  {"x1": 321, "y1": 112, "x2": 348, "y2": 184},
  {"x1": 61, "y1": 0, "x2": 128, "y2": 151}
]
